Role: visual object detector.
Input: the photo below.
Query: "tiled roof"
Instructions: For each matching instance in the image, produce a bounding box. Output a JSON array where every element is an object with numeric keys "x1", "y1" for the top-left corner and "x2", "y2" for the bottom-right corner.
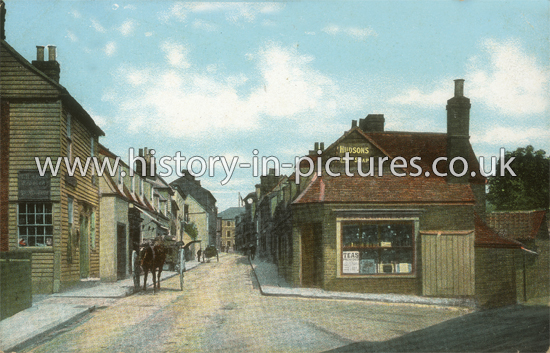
[
  {"x1": 299, "y1": 127, "x2": 486, "y2": 184},
  {"x1": 487, "y1": 210, "x2": 548, "y2": 240},
  {"x1": 474, "y1": 213, "x2": 523, "y2": 249},
  {"x1": 293, "y1": 173, "x2": 476, "y2": 204}
]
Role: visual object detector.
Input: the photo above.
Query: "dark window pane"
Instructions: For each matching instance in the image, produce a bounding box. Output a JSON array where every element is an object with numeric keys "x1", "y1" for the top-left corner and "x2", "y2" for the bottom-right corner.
[
  {"x1": 36, "y1": 214, "x2": 44, "y2": 224},
  {"x1": 27, "y1": 215, "x2": 35, "y2": 225},
  {"x1": 19, "y1": 226, "x2": 26, "y2": 236},
  {"x1": 362, "y1": 225, "x2": 378, "y2": 247},
  {"x1": 28, "y1": 237, "x2": 35, "y2": 246},
  {"x1": 19, "y1": 215, "x2": 26, "y2": 225},
  {"x1": 343, "y1": 224, "x2": 360, "y2": 246},
  {"x1": 19, "y1": 203, "x2": 26, "y2": 213},
  {"x1": 46, "y1": 226, "x2": 53, "y2": 235},
  {"x1": 28, "y1": 226, "x2": 35, "y2": 235},
  {"x1": 45, "y1": 204, "x2": 52, "y2": 213},
  {"x1": 36, "y1": 203, "x2": 43, "y2": 213},
  {"x1": 45, "y1": 214, "x2": 52, "y2": 224}
]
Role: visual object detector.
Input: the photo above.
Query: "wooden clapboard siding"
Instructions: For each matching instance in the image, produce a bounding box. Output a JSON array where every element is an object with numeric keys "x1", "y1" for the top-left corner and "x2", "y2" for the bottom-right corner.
[
  {"x1": 8, "y1": 102, "x2": 61, "y2": 202},
  {"x1": 422, "y1": 232, "x2": 475, "y2": 296},
  {"x1": 0, "y1": 43, "x2": 59, "y2": 98}
]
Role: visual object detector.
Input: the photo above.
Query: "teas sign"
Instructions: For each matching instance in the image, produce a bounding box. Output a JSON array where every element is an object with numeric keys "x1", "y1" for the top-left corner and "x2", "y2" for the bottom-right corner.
[
  {"x1": 18, "y1": 171, "x2": 50, "y2": 201},
  {"x1": 342, "y1": 251, "x2": 360, "y2": 274}
]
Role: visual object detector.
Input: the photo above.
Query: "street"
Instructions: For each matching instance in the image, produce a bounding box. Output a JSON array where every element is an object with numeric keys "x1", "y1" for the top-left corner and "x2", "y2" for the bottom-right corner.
[{"x1": 23, "y1": 254, "x2": 468, "y2": 353}]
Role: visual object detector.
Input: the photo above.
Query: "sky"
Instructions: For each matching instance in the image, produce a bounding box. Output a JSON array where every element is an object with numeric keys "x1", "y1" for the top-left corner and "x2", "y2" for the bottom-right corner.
[{"x1": 4, "y1": 0, "x2": 549, "y2": 212}]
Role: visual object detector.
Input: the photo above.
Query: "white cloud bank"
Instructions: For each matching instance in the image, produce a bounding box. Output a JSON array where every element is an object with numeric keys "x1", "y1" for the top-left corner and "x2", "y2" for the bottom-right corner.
[
  {"x1": 161, "y1": 2, "x2": 284, "y2": 23},
  {"x1": 106, "y1": 42, "x2": 358, "y2": 137},
  {"x1": 389, "y1": 39, "x2": 549, "y2": 116}
]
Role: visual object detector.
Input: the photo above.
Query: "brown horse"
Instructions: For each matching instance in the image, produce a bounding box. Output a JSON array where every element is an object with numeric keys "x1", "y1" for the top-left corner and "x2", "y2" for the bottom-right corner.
[{"x1": 139, "y1": 239, "x2": 167, "y2": 292}]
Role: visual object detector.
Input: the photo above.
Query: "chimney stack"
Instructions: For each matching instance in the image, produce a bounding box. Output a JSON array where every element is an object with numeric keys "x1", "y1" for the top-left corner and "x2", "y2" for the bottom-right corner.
[
  {"x1": 351, "y1": 120, "x2": 358, "y2": 128},
  {"x1": 1, "y1": 1, "x2": 6, "y2": 41},
  {"x1": 32, "y1": 45, "x2": 60, "y2": 83},
  {"x1": 446, "y1": 79, "x2": 471, "y2": 184},
  {"x1": 320, "y1": 142, "x2": 324, "y2": 151},
  {"x1": 359, "y1": 114, "x2": 385, "y2": 132}
]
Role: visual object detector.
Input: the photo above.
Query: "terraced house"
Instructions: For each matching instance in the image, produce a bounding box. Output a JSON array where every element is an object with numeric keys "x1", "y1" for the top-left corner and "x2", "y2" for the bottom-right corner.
[{"x1": 1, "y1": 24, "x2": 104, "y2": 293}]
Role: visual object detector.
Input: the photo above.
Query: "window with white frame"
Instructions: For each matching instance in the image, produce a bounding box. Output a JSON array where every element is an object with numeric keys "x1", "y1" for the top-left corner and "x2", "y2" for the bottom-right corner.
[
  {"x1": 18, "y1": 203, "x2": 53, "y2": 247},
  {"x1": 341, "y1": 221, "x2": 414, "y2": 275}
]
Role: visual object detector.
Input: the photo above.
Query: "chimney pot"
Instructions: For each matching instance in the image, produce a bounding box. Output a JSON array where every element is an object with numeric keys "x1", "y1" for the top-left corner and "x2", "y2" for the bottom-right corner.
[
  {"x1": 454, "y1": 79, "x2": 465, "y2": 97},
  {"x1": 352, "y1": 120, "x2": 358, "y2": 128},
  {"x1": 36, "y1": 46, "x2": 45, "y2": 61},
  {"x1": 47, "y1": 45, "x2": 56, "y2": 61},
  {"x1": 320, "y1": 142, "x2": 325, "y2": 150},
  {"x1": 314, "y1": 142, "x2": 319, "y2": 151}
]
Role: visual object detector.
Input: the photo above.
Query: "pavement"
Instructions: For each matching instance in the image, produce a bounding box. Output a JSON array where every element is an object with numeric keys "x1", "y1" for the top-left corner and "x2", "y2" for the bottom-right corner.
[
  {"x1": 249, "y1": 257, "x2": 478, "y2": 309},
  {"x1": 1, "y1": 253, "x2": 546, "y2": 352},
  {"x1": 0, "y1": 258, "x2": 202, "y2": 353}
]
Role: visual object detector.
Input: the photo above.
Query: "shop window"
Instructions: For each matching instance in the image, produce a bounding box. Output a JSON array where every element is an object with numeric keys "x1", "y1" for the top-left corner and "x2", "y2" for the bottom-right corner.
[
  {"x1": 341, "y1": 221, "x2": 414, "y2": 275},
  {"x1": 18, "y1": 203, "x2": 53, "y2": 247}
]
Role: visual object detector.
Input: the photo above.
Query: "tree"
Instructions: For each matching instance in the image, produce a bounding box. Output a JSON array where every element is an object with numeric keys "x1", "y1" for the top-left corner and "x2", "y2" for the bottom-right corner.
[
  {"x1": 487, "y1": 145, "x2": 549, "y2": 211},
  {"x1": 184, "y1": 222, "x2": 198, "y2": 241}
]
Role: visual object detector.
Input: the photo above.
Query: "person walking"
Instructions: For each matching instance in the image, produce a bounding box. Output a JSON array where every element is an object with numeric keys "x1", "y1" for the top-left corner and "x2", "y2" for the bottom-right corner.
[{"x1": 197, "y1": 249, "x2": 202, "y2": 262}]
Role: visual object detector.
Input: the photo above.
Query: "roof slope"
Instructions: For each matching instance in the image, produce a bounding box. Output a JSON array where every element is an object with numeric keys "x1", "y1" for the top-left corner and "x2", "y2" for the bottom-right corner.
[
  {"x1": 487, "y1": 210, "x2": 548, "y2": 240},
  {"x1": 0, "y1": 40, "x2": 104, "y2": 136},
  {"x1": 475, "y1": 213, "x2": 523, "y2": 249},
  {"x1": 218, "y1": 207, "x2": 245, "y2": 220},
  {"x1": 293, "y1": 173, "x2": 476, "y2": 204}
]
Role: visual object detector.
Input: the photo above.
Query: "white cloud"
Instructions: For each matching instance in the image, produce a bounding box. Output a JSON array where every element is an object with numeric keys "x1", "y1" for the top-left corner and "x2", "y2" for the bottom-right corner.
[
  {"x1": 104, "y1": 41, "x2": 117, "y2": 56},
  {"x1": 388, "y1": 39, "x2": 549, "y2": 116},
  {"x1": 466, "y1": 38, "x2": 549, "y2": 115},
  {"x1": 91, "y1": 19, "x2": 106, "y2": 33},
  {"x1": 193, "y1": 19, "x2": 218, "y2": 32},
  {"x1": 322, "y1": 24, "x2": 377, "y2": 40},
  {"x1": 160, "y1": 41, "x2": 191, "y2": 69},
  {"x1": 387, "y1": 86, "x2": 449, "y2": 108},
  {"x1": 106, "y1": 43, "x2": 360, "y2": 138},
  {"x1": 471, "y1": 126, "x2": 550, "y2": 146},
  {"x1": 145, "y1": 32, "x2": 153, "y2": 37},
  {"x1": 163, "y1": 2, "x2": 284, "y2": 23},
  {"x1": 69, "y1": 9, "x2": 81, "y2": 18},
  {"x1": 66, "y1": 31, "x2": 78, "y2": 42},
  {"x1": 118, "y1": 19, "x2": 136, "y2": 36}
]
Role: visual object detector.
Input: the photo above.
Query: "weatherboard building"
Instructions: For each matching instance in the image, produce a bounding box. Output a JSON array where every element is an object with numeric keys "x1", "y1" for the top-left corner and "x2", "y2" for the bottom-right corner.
[{"x1": 268, "y1": 80, "x2": 521, "y2": 308}]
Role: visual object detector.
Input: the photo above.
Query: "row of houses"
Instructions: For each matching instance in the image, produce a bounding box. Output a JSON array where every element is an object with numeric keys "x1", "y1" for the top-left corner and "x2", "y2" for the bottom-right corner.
[
  {"x1": 0, "y1": 4, "x2": 218, "y2": 295},
  {"x1": 235, "y1": 79, "x2": 549, "y2": 308}
]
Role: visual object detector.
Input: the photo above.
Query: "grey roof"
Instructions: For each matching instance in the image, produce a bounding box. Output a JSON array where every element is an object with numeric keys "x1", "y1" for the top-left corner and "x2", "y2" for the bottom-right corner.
[{"x1": 218, "y1": 207, "x2": 245, "y2": 220}]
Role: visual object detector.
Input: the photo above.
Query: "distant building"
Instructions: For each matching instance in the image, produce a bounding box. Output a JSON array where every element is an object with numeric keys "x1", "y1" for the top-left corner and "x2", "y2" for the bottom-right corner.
[
  {"x1": 218, "y1": 207, "x2": 245, "y2": 252},
  {"x1": 1, "y1": 15, "x2": 104, "y2": 293},
  {"x1": 170, "y1": 173, "x2": 217, "y2": 246}
]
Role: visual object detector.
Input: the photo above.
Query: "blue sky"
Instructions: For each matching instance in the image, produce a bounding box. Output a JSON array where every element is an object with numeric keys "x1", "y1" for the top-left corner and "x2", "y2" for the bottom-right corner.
[{"x1": 5, "y1": 1, "x2": 549, "y2": 212}]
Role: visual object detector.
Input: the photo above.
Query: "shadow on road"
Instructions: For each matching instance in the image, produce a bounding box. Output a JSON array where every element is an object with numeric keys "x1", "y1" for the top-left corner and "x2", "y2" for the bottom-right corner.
[{"x1": 324, "y1": 305, "x2": 550, "y2": 353}]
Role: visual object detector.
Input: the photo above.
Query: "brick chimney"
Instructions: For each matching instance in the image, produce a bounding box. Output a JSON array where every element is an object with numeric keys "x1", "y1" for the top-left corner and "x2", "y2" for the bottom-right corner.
[
  {"x1": 446, "y1": 79, "x2": 471, "y2": 184},
  {"x1": 32, "y1": 45, "x2": 60, "y2": 83},
  {"x1": 359, "y1": 114, "x2": 385, "y2": 132}
]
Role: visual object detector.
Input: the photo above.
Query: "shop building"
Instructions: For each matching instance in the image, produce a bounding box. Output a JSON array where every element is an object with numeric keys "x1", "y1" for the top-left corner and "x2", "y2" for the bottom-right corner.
[
  {"x1": 1, "y1": 34, "x2": 104, "y2": 292},
  {"x1": 275, "y1": 80, "x2": 522, "y2": 307}
]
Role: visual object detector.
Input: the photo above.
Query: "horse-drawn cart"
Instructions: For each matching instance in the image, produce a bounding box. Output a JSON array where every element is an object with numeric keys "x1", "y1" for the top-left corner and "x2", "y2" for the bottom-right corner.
[{"x1": 133, "y1": 239, "x2": 201, "y2": 292}]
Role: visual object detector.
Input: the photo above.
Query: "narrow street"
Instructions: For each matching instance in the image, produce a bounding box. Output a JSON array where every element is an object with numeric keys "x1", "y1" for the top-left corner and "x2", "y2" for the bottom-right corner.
[{"x1": 24, "y1": 254, "x2": 467, "y2": 353}]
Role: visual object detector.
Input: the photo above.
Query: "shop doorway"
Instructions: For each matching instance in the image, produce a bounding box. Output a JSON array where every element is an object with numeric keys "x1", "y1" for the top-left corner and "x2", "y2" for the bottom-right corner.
[
  {"x1": 301, "y1": 223, "x2": 323, "y2": 287},
  {"x1": 117, "y1": 223, "x2": 127, "y2": 280}
]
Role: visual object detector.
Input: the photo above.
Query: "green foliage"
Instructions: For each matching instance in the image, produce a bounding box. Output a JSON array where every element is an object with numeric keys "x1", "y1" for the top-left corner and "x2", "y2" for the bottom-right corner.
[
  {"x1": 184, "y1": 222, "x2": 198, "y2": 240},
  {"x1": 487, "y1": 145, "x2": 549, "y2": 211}
]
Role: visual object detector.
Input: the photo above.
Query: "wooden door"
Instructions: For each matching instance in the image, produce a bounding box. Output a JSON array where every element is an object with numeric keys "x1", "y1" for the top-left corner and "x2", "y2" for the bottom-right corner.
[
  {"x1": 79, "y1": 215, "x2": 89, "y2": 278},
  {"x1": 117, "y1": 224, "x2": 127, "y2": 280}
]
